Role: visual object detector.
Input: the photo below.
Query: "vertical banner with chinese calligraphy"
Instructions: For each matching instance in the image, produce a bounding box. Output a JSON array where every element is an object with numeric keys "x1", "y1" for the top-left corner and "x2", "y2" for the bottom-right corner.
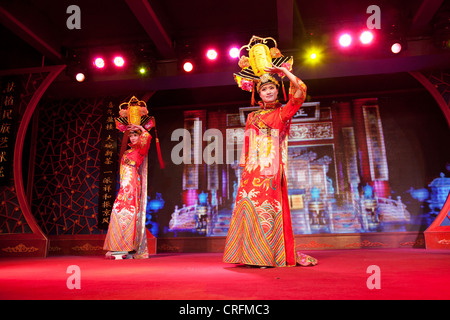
[
  {"x1": 98, "y1": 99, "x2": 119, "y2": 229},
  {"x1": 0, "y1": 77, "x2": 19, "y2": 185}
]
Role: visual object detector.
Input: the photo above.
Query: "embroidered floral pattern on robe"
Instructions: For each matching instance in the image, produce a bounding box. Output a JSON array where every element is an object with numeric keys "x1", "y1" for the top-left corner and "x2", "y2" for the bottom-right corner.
[
  {"x1": 104, "y1": 131, "x2": 151, "y2": 258},
  {"x1": 223, "y1": 77, "x2": 316, "y2": 267}
]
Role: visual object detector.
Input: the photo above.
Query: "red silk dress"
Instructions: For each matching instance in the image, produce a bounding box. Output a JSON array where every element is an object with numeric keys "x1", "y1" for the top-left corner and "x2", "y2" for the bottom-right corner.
[
  {"x1": 223, "y1": 77, "x2": 316, "y2": 267},
  {"x1": 104, "y1": 131, "x2": 151, "y2": 258}
]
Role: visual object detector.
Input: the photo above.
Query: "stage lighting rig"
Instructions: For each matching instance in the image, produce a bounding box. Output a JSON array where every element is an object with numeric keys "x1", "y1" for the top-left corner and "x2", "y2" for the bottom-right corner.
[
  {"x1": 303, "y1": 45, "x2": 324, "y2": 65},
  {"x1": 183, "y1": 60, "x2": 194, "y2": 72},
  {"x1": 93, "y1": 57, "x2": 106, "y2": 69},
  {"x1": 229, "y1": 47, "x2": 240, "y2": 59},
  {"x1": 360, "y1": 30, "x2": 374, "y2": 45},
  {"x1": 338, "y1": 33, "x2": 352, "y2": 47},
  {"x1": 75, "y1": 72, "x2": 86, "y2": 82},
  {"x1": 206, "y1": 49, "x2": 218, "y2": 60},
  {"x1": 390, "y1": 42, "x2": 402, "y2": 54},
  {"x1": 113, "y1": 56, "x2": 125, "y2": 67},
  {"x1": 63, "y1": 48, "x2": 90, "y2": 83}
]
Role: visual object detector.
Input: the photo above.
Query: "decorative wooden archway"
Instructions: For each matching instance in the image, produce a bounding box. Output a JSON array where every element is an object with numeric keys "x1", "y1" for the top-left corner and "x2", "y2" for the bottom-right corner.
[
  {"x1": 410, "y1": 71, "x2": 450, "y2": 249},
  {"x1": 0, "y1": 65, "x2": 65, "y2": 257}
]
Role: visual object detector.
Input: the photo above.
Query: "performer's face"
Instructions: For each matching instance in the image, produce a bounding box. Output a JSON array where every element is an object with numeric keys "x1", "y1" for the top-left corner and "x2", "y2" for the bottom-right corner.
[
  {"x1": 129, "y1": 132, "x2": 140, "y2": 144},
  {"x1": 259, "y1": 83, "x2": 278, "y2": 103}
]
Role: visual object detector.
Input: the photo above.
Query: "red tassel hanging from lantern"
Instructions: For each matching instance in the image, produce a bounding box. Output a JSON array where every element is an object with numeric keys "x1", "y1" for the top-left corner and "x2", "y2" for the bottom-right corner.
[
  {"x1": 154, "y1": 129, "x2": 165, "y2": 169},
  {"x1": 251, "y1": 82, "x2": 256, "y2": 106}
]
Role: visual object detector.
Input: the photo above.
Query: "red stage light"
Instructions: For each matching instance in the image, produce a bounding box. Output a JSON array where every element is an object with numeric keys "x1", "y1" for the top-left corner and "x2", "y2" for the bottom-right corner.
[
  {"x1": 391, "y1": 42, "x2": 402, "y2": 54},
  {"x1": 360, "y1": 31, "x2": 374, "y2": 45},
  {"x1": 75, "y1": 72, "x2": 85, "y2": 82},
  {"x1": 113, "y1": 56, "x2": 125, "y2": 67},
  {"x1": 338, "y1": 33, "x2": 352, "y2": 47},
  {"x1": 206, "y1": 49, "x2": 218, "y2": 60},
  {"x1": 94, "y1": 57, "x2": 105, "y2": 68},
  {"x1": 183, "y1": 61, "x2": 193, "y2": 72},
  {"x1": 229, "y1": 47, "x2": 240, "y2": 59}
]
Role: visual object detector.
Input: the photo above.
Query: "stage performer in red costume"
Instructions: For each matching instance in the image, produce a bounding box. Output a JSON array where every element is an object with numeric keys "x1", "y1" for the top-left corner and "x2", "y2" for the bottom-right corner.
[
  {"x1": 104, "y1": 96, "x2": 157, "y2": 260},
  {"x1": 223, "y1": 36, "x2": 317, "y2": 267}
]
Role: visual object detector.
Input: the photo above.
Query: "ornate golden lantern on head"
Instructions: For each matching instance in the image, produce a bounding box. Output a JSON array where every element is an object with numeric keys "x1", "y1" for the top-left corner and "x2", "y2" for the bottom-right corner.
[
  {"x1": 119, "y1": 96, "x2": 146, "y2": 125},
  {"x1": 115, "y1": 96, "x2": 154, "y2": 132},
  {"x1": 239, "y1": 36, "x2": 278, "y2": 78},
  {"x1": 128, "y1": 97, "x2": 142, "y2": 125},
  {"x1": 248, "y1": 43, "x2": 272, "y2": 77},
  {"x1": 113, "y1": 95, "x2": 164, "y2": 169},
  {"x1": 233, "y1": 35, "x2": 293, "y2": 105}
]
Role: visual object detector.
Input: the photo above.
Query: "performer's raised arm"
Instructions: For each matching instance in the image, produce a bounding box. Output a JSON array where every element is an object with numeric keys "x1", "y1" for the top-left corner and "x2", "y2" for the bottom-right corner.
[{"x1": 127, "y1": 124, "x2": 151, "y2": 156}]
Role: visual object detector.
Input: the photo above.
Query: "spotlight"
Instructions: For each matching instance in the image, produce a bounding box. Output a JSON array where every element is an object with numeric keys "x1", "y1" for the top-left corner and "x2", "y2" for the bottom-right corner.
[
  {"x1": 359, "y1": 31, "x2": 374, "y2": 45},
  {"x1": 137, "y1": 62, "x2": 151, "y2": 76},
  {"x1": 183, "y1": 61, "x2": 194, "y2": 72},
  {"x1": 75, "y1": 72, "x2": 86, "y2": 82},
  {"x1": 139, "y1": 67, "x2": 147, "y2": 75},
  {"x1": 391, "y1": 42, "x2": 402, "y2": 54},
  {"x1": 113, "y1": 56, "x2": 125, "y2": 67},
  {"x1": 304, "y1": 46, "x2": 323, "y2": 65},
  {"x1": 338, "y1": 33, "x2": 352, "y2": 47},
  {"x1": 229, "y1": 47, "x2": 240, "y2": 59},
  {"x1": 206, "y1": 49, "x2": 218, "y2": 60},
  {"x1": 94, "y1": 57, "x2": 105, "y2": 69},
  {"x1": 388, "y1": 37, "x2": 406, "y2": 54}
]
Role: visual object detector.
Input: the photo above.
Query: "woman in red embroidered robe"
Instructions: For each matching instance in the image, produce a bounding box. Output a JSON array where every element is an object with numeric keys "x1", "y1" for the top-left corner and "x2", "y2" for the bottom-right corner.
[
  {"x1": 104, "y1": 124, "x2": 151, "y2": 259},
  {"x1": 223, "y1": 65, "x2": 317, "y2": 267}
]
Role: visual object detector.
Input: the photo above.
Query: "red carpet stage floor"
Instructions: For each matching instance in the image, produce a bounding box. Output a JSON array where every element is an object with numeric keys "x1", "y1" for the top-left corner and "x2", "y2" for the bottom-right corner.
[{"x1": 1, "y1": 248, "x2": 449, "y2": 300}]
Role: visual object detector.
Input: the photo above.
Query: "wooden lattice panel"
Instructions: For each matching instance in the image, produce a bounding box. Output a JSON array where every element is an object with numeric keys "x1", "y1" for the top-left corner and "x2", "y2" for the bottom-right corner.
[{"x1": 32, "y1": 98, "x2": 106, "y2": 235}]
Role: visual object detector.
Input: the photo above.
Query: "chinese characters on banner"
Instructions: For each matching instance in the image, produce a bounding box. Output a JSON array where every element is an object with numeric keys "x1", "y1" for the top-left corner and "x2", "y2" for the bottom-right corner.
[
  {"x1": 0, "y1": 77, "x2": 19, "y2": 186},
  {"x1": 98, "y1": 100, "x2": 118, "y2": 229}
]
